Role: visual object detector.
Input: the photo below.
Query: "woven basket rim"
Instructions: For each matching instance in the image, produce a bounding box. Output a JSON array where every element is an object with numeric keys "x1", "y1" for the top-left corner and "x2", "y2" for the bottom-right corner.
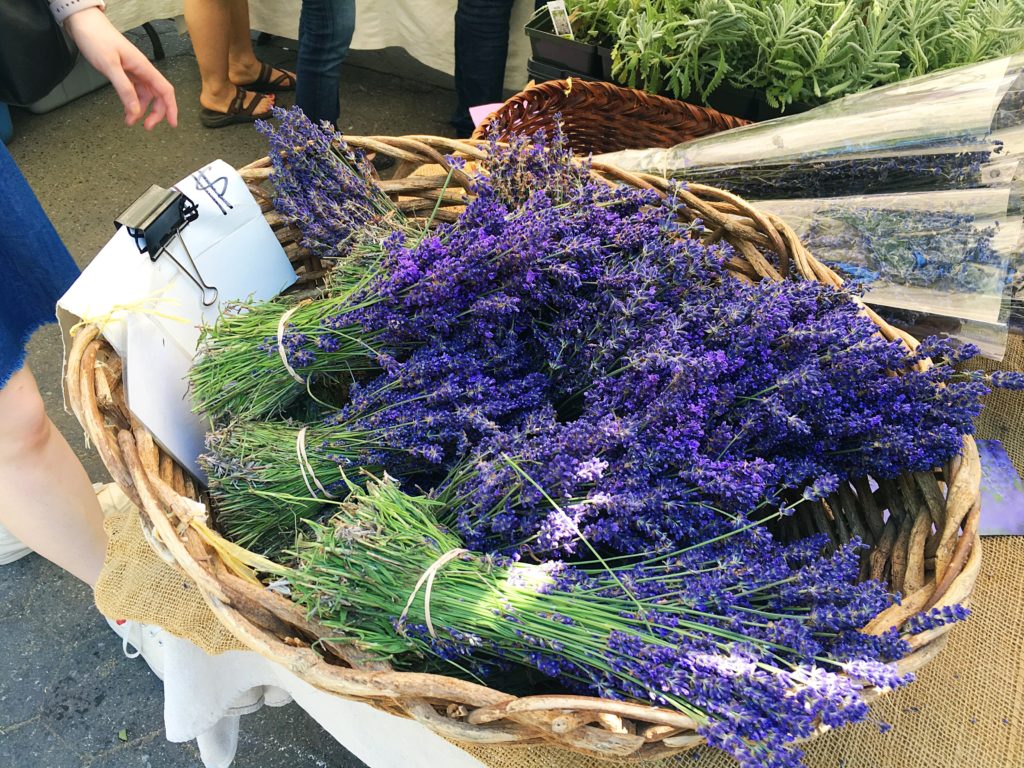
[
  {"x1": 65, "y1": 135, "x2": 983, "y2": 762},
  {"x1": 471, "y1": 78, "x2": 751, "y2": 152}
]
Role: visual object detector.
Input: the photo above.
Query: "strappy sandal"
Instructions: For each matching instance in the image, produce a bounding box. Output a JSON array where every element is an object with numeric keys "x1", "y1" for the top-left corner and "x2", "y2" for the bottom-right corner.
[
  {"x1": 200, "y1": 87, "x2": 274, "y2": 129},
  {"x1": 238, "y1": 61, "x2": 296, "y2": 93}
]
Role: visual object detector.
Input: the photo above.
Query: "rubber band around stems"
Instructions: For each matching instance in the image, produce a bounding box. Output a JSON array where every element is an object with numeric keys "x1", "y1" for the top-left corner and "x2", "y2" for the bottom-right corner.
[
  {"x1": 398, "y1": 548, "x2": 470, "y2": 638},
  {"x1": 276, "y1": 299, "x2": 312, "y2": 384},
  {"x1": 296, "y1": 425, "x2": 334, "y2": 499}
]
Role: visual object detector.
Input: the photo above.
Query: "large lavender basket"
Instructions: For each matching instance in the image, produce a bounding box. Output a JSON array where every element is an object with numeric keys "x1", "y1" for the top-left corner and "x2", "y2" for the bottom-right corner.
[{"x1": 65, "y1": 135, "x2": 980, "y2": 761}]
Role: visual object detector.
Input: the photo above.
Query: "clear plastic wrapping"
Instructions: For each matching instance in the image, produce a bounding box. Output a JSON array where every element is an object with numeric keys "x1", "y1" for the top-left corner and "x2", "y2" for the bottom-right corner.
[
  {"x1": 757, "y1": 186, "x2": 1020, "y2": 324},
  {"x1": 596, "y1": 55, "x2": 1024, "y2": 356},
  {"x1": 601, "y1": 55, "x2": 1024, "y2": 179}
]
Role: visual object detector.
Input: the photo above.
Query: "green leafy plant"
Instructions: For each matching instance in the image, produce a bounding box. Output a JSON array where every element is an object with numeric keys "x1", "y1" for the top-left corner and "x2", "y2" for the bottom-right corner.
[{"x1": 566, "y1": 0, "x2": 1024, "y2": 109}]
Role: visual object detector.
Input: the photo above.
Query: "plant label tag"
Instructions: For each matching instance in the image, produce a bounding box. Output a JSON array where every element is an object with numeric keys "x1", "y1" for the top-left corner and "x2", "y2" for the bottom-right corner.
[{"x1": 547, "y1": 1, "x2": 573, "y2": 39}]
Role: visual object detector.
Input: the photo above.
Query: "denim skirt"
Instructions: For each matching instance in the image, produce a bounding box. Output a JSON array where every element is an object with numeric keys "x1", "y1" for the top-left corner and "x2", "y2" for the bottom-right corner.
[{"x1": 0, "y1": 141, "x2": 80, "y2": 387}]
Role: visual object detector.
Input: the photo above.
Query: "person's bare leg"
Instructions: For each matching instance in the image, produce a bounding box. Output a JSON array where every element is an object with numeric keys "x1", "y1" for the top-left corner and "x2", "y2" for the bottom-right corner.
[
  {"x1": 225, "y1": 0, "x2": 261, "y2": 83},
  {"x1": 0, "y1": 367, "x2": 106, "y2": 586},
  {"x1": 184, "y1": 0, "x2": 272, "y2": 113},
  {"x1": 225, "y1": 0, "x2": 295, "y2": 88}
]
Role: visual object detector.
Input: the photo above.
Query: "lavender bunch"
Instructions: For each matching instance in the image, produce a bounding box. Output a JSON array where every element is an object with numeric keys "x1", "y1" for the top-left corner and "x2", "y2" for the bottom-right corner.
[
  {"x1": 435, "y1": 265, "x2": 995, "y2": 559},
  {"x1": 193, "y1": 117, "x2": 593, "y2": 425},
  {"x1": 681, "y1": 148, "x2": 995, "y2": 201},
  {"x1": 256, "y1": 107, "x2": 400, "y2": 261},
  {"x1": 328, "y1": 140, "x2": 728, "y2": 460},
  {"x1": 192, "y1": 107, "x2": 416, "y2": 422},
  {"x1": 202, "y1": 419, "x2": 385, "y2": 554},
  {"x1": 289, "y1": 476, "x2": 930, "y2": 768},
  {"x1": 191, "y1": 286, "x2": 385, "y2": 422},
  {"x1": 804, "y1": 207, "x2": 1006, "y2": 294},
  {"x1": 204, "y1": 330, "x2": 550, "y2": 556}
]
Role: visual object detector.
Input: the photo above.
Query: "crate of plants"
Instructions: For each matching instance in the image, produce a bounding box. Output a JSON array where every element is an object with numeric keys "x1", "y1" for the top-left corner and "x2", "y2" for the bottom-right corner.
[
  {"x1": 556, "y1": 0, "x2": 1024, "y2": 121},
  {"x1": 66, "y1": 108, "x2": 1018, "y2": 766}
]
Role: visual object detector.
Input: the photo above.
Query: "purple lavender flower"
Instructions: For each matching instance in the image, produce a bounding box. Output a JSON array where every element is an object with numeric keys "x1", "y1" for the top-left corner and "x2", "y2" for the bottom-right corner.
[
  {"x1": 257, "y1": 107, "x2": 402, "y2": 261},
  {"x1": 904, "y1": 604, "x2": 971, "y2": 633}
]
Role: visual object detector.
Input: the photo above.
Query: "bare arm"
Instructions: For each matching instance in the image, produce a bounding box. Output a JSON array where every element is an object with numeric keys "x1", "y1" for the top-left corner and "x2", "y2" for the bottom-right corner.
[{"x1": 59, "y1": 7, "x2": 178, "y2": 130}]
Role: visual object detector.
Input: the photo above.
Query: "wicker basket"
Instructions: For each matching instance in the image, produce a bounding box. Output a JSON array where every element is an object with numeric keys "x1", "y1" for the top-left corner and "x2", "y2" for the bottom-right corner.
[
  {"x1": 472, "y1": 79, "x2": 749, "y2": 154},
  {"x1": 66, "y1": 136, "x2": 981, "y2": 762}
]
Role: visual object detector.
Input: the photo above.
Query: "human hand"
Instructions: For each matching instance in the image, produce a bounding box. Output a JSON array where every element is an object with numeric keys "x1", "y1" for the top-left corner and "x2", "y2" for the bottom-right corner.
[{"x1": 63, "y1": 9, "x2": 178, "y2": 130}]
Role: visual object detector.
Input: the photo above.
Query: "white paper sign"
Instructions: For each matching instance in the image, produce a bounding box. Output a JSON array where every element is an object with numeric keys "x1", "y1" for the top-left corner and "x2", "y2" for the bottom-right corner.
[{"x1": 60, "y1": 160, "x2": 297, "y2": 480}]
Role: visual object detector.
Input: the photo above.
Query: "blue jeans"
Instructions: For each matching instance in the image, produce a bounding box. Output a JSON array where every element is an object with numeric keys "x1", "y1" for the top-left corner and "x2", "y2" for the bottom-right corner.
[
  {"x1": 452, "y1": 0, "x2": 516, "y2": 137},
  {"x1": 296, "y1": 0, "x2": 356, "y2": 126},
  {"x1": 452, "y1": 0, "x2": 547, "y2": 137}
]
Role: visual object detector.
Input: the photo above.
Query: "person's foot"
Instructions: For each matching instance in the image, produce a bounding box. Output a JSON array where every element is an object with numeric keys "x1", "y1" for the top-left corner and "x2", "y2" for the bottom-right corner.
[
  {"x1": 107, "y1": 618, "x2": 167, "y2": 680},
  {"x1": 200, "y1": 87, "x2": 275, "y2": 129},
  {"x1": 200, "y1": 85, "x2": 274, "y2": 116},
  {"x1": 230, "y1": 60, "x2": 296, "y2": 93}
]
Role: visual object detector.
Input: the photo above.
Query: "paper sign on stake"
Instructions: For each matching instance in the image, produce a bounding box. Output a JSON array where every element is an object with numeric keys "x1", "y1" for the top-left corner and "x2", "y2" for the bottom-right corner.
[{"x1": 59, "y1": 160, "x2": 297, "y2": 480}]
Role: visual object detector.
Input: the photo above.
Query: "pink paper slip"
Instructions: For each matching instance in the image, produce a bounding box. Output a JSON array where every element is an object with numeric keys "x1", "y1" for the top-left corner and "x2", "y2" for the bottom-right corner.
[{"x1": 470, "y1": 103, "x2": 505, "y2": 128}]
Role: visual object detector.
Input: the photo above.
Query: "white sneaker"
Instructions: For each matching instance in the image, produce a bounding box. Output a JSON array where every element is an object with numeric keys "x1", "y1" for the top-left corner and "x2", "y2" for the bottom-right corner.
[
  {"x1": 0, "y1": 521, "x2": 31, "y2": 565},
  {"x1": 106, "y1": 618, "x2": 167, "y2": 681}
]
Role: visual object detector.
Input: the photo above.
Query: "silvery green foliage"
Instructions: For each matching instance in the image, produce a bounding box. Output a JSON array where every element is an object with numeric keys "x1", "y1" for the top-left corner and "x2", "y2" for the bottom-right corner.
[{"x1": 568, "y1": 0, "x2": 1024, "y2": 108}]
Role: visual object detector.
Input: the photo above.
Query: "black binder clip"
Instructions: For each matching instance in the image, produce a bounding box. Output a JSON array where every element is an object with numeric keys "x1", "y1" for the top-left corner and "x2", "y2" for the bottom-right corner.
[{"x1": 115, "y1": 185, "x2": 219, "y2": 306}]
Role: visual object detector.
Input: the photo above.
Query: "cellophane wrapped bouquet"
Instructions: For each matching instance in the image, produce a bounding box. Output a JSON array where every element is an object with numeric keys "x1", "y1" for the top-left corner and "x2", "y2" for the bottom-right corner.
[
  {"x1": 600, "y1": 55, "x2": 1024, "y2": 359},
  {"x1": 189, "y1": 108, "x2": 1023, "y2": 768}
]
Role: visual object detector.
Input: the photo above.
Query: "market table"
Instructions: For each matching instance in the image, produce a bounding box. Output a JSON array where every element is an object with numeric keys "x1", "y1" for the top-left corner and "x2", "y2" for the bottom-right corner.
[
  {"x1": 104, "y1": 0, "x2": 534, "y2": 91},
  {"x1": 161, "y1": 633, "x2": 488, "y2": 768}
]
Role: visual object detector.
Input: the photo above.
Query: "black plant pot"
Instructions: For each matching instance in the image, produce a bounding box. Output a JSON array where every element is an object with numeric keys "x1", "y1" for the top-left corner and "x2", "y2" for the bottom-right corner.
[
  {"x1": 525, "y1": 9, "x2": 600, "y2": 77},
  {"x1": 597, "y1": 45, "x2": 614, "y2": 82},
  {"x1": 700, "y1": 82, "x2": 759, "y2": 122},
  {"x1": 527, "y1": 58, "x2": 599, "y2": 84},
  {"x1": 681, "y1": 82, "x2": 814, "y2": 123}
]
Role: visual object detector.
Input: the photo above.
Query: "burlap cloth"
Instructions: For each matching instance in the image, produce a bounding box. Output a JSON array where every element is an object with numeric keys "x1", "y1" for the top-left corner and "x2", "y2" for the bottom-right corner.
[{"x1": 93, "y1": 483, "x2": 245, "y2": 655}]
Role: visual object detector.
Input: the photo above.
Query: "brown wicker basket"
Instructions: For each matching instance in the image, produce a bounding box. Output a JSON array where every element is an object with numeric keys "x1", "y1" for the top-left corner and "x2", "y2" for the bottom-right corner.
[
  {"x1": 66, "y1": 136, "x2": 981, "y2": 762},
  {"x1": 472, "y1": 79, "x2": 749, "y2": 154}
]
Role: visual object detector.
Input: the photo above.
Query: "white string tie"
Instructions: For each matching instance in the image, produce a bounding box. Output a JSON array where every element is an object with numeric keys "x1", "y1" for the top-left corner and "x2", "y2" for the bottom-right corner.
[
  {"x1": 296, "y1": 426, "x2": 334, "y2": 499},
  {"x1": 276, "y1": 300, "x2": 312, "y2": 384},
  {"x1": 398, "y1": 548, "x2": 470, "y2": 638}
]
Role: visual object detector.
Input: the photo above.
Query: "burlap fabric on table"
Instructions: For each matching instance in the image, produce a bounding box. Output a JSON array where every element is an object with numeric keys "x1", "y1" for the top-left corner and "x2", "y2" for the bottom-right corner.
[
  {"x1": 94, "y1": 485, "x2": 1023, "y2": 767},
  {"x1": 93, "y1": 483, "x2": 245, "y2": 655}
]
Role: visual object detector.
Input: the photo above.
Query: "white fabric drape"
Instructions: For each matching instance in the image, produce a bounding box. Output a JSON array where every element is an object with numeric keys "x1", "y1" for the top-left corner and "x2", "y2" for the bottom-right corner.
[
  {"x1": 105, "y1": 0, "x2": 534, "y2": 91},
  {"x1": 162, "y1": 634, "x2": 489, "y2": 768}
]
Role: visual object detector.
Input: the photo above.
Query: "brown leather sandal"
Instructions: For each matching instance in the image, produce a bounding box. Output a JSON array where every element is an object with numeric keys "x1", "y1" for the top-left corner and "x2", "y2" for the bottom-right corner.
[
  {"x1": 237, "y1": 61, "x2": 296, "y2": 93},
  {"x1": 199, "y1": 87, "x2": 274, "y2": 129}
]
